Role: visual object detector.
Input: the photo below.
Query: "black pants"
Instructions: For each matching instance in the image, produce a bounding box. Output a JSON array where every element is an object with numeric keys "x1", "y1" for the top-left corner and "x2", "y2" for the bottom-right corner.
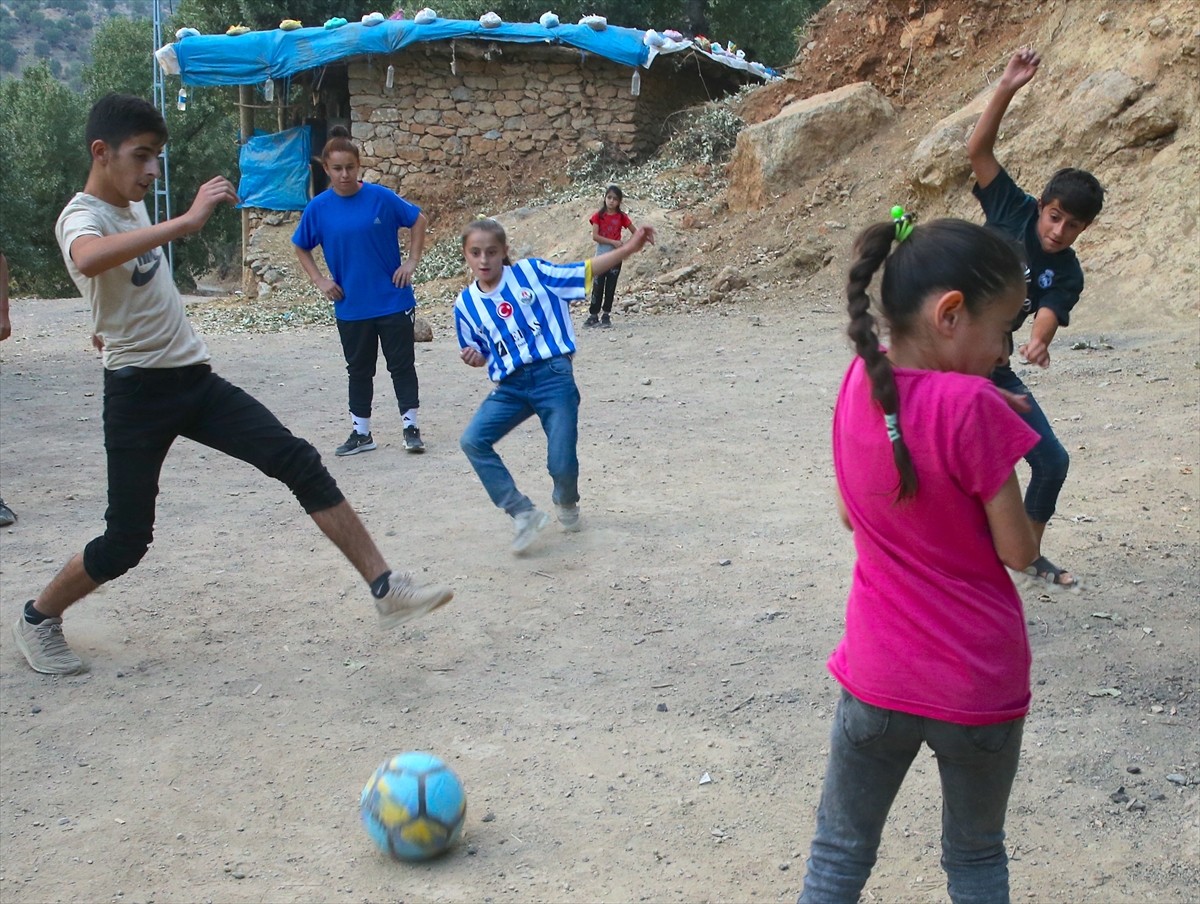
[
  {"x1": 83, "y1": 364, "x2": 343, "y2": 584},
  {"x1": 336, "y1": 310, "x2": 418, "y2": 418},
  {"x1": 589, "y1": 264, "x2": 622, "y2": 316}
]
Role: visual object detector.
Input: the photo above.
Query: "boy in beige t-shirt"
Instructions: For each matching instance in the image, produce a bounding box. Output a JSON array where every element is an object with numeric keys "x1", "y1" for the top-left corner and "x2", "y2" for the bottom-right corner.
[{"x1": 13, "y1": 94, "x2": 453, "y2": 676}]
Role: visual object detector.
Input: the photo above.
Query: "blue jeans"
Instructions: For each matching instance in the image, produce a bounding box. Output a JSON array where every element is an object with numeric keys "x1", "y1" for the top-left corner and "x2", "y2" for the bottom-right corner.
[
  {"x1": 799, "y1": 690, "x2": 1025, "y2": 904},
  {"x1": 459, "y1": 356, "x2": 580, "y2": 516},
  {"x1": 991, "y1": 364, "x2": 1068, "y2": 523}
]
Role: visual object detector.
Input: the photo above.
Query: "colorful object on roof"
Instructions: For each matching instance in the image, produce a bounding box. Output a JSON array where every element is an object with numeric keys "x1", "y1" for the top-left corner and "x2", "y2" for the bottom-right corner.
[
  {"x1": 362, "y1": 12, "x2": 386, "y2": 26},
  {"x1": 538, "y1": 11, "x2": 559, "y2": 28},
  {"x1": 226, "y1": 24, "x2": 250, "y2": 36},
  {"x1": 279, "y1": 19, "x2": 302, "y2": 31},
  {"x1": 480, "y1": 11, "x2": 502, "y2": 28},
  {"x1": 413, "y1": 8, "x2": 437, "y2": 23},
  {"x1": 175, "y1": 26, "x2": 200, "y2": 39},
  {"x1": 389, "y1": 6, "x2": 406, "y2": 20},
  {"x1": 580, "y1": 15, "x2": 607, "y2": 31},
  {"x1": 323, "y1": 16, "x2": 348, "y2": 29}
]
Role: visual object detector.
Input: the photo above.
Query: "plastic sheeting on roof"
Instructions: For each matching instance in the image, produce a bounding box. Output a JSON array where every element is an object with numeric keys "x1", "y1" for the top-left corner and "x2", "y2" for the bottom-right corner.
[
  {"x1": 161, "y1": 19, "x2": 651, "y2": 86},
  {"x1": 155, "y1": 17, "x2": 780, "y2": 86},
  {"x1": 236, "y1": 125, "x2": 312, "y2": 211}
]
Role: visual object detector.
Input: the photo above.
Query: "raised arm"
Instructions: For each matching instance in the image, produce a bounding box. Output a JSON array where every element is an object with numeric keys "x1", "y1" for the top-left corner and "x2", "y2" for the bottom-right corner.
[
  {"x1": 967, "y1": 49, "x2": 1040, "y2": 190},
  {"x1": 69, "y1": 176, "x2": 238, "y2": 277},
  {"x1": 591, "y1": 225, "x2": 656, "y2": 277}
]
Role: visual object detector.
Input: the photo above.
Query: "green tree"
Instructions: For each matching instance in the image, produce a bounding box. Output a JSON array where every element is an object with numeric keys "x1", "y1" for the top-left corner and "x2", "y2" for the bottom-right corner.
[
  {"x1": 0, "y1": 62, "x2": 90, "y2": 296},
  {"x1": 0, "y1": 43, "x2": 16, "y2": 72},
  {"x1": 84, "y1": 15, "x2": 241, "y2": 288}
]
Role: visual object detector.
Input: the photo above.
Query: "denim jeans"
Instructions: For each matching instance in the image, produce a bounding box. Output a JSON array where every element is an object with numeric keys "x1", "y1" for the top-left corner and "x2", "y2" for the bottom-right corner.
[
  {"x1": 991, "y1": 364, "x2": 1068, "y2": 523},
  {"x1": 86, "y1": 365, "x2": 342, "y2": 584},
  {"x1": 336, "y1": 310, "x2": 418, "y2": 418},
  {"x1": 799, "y1": 690, "x2": 1025, "y2": 904},
  {"x1": 459, "y1": 356, "x2": 580, "y2": 516}
]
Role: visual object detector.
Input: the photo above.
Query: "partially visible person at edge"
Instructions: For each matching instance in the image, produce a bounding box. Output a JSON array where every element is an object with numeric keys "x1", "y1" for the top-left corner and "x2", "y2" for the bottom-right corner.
[
  {"x1": 967, "y1": 47, "x2": 1105, "y2": 589},
  {"x1": 0, "y1": 250, "x2": 15, "y2": 527},
  {"x1": 455, "y1": 216, "x2": 656, "y2": 554},
  {"x1": 12, "y1": 94, "x2": 452, "y2": 677},
  {"x1": 797, "y1": 213, "x2": 1039, "y2": 903},
  {"x1": 583, "y1": 184, "x2": 635, "y2": 329},
  {"x1": 294, "y1": 125, "x2": 430, "y2": 457}
]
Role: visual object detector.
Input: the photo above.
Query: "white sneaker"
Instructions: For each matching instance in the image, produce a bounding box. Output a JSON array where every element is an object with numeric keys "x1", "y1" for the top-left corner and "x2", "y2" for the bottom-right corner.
[
  {"x1": 556, "y1": 504, "x2": 581, "y2": 532},
  {"x1": 511, "y1": 508, "x2": 551, "y2": 553},
  {"x1": 13, "y1": 615, "x2": 87, "y2": 675},
  {"x1": 374, "y1": 572, "x2": 454, "y2": 629}
]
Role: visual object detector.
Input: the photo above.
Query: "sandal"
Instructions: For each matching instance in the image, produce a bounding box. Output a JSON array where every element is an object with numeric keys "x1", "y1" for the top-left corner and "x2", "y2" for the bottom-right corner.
[{"x1": 1024, "y1": 555, "x2": 1078, "y2": 589}]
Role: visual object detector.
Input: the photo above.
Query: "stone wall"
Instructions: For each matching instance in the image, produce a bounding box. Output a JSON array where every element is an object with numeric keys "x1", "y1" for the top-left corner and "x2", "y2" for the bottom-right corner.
[{"x1": 345, "y1": 43, "x2": 735, "y2": 208}]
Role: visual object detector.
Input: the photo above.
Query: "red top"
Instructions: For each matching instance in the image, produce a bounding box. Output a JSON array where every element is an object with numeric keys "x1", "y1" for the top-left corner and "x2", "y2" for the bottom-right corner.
[{"x1": 589, "y1": 210, "x2": 633, "y2": 243}]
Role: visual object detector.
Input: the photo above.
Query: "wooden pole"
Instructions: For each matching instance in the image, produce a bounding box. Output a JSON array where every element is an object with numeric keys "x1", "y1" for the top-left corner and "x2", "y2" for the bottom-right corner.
[{"x1": 238, "y1": 83, "x2": 254, "y2": 292}]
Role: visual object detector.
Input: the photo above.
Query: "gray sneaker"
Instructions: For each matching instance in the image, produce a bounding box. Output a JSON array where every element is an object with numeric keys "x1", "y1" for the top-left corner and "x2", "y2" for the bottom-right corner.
[
  {"x1": 511, "y1": 508, "x2": 551, "y2": 553},
  {"x1": 13, "y1": 615, "x2": 87, "y2": 675},
  {"x1": 374, "y1": 571, "x2": 453, "y2": 629},
  {"x1": 556, "y1": 504, "x2": 581, "y2": 532},
  {"x1": 336, "y1": 431, "x2": 376, "y2": 456}
]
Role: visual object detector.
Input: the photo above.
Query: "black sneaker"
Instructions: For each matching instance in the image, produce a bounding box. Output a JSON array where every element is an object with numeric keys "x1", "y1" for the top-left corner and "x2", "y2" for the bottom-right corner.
[
  {"x1": 403, "y1": 426, "x2": 425, "y2": 453},
  {"x1": 600, "y1": 313, "x2": 612, "y2": 328},
  {"x1": 335, "y1": 430, "x2": 376, "y2": 456},
  {"x1": 583, "y1": 315, "x2": 600, "y2": 328}
]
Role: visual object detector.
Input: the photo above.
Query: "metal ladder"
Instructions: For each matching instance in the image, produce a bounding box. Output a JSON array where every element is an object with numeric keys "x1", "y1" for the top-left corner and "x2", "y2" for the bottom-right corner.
[{"x1": 150, "y1": 0, "x2": 173, "y2": 266}]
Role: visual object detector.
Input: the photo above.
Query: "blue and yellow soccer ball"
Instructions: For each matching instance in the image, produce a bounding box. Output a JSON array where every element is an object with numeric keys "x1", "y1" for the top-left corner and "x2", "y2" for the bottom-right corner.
[{"x1": 360, "y1": 751, "x2": 466, "y2": 861}]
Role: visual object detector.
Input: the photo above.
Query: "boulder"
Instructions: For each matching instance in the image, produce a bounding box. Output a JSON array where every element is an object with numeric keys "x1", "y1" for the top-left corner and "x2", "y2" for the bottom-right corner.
[
  {"x1": 727, "y1": 82, "x2": 896, "y2": 211},
  {"x1": 413, "y1": 316, "x2": 433, "y2": 343}
]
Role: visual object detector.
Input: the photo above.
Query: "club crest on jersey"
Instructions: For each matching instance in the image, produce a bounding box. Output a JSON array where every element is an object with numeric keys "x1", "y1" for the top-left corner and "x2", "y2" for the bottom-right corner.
[
  {"x1": 496, "y1": 301, "x2": 514, "y2": 318},
  {"x1": 518, "y1": 288, "x2": 534, "y2": 303},
  {"x1": 1037, "y1": 269, "x2": 1054, "y2": 289}
]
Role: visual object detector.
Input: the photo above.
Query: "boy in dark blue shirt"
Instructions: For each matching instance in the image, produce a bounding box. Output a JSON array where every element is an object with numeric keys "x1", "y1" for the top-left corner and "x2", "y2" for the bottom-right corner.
[{"x1": 968, "y1": 48, "x2": 1105, "y2": 589}]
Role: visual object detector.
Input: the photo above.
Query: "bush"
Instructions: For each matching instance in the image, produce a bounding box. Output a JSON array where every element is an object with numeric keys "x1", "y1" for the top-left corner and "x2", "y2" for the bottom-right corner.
[{"x1": 661, "y1": 104, "x2": 746, "y2": 165}]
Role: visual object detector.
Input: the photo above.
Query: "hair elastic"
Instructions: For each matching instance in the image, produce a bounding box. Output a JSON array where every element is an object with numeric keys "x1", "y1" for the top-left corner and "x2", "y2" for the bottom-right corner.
[
  {"x1": 884, "y1": 412, "x2": 902, "y2": 444},
  {"x1": 890, "y1": 205, "x2": 916, "y2": 243}
]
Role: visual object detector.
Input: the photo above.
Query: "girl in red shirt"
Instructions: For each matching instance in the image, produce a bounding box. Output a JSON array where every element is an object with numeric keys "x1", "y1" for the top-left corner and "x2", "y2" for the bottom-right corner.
[{"x1": 585, "y1": 185, "x2": 634, "y2": 328}]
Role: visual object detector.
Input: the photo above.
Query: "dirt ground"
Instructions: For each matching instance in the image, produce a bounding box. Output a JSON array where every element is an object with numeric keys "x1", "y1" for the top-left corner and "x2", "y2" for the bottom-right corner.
[{"x1": 1, "y1": 266, "x2": 1197, "y2": 902}]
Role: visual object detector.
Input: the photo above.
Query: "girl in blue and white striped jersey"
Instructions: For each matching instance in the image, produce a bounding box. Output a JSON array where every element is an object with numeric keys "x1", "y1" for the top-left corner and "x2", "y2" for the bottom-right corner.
[{"x1": 455, "y1": 217, "x2": 656, "y2": 554}]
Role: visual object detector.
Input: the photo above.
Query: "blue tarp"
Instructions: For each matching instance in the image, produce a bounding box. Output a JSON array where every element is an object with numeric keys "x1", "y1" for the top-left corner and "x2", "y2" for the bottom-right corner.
[
  {"x1": 174, "y1": 19, "x2": 650, "y2": 86},
  {"x1": 237, "y1": 125, "x2": 312, "y2": 210}
]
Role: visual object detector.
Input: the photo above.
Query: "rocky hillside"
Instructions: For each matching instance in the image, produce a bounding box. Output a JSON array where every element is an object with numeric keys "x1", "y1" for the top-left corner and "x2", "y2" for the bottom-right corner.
[{"x1": 237, "y1": 0, "x2": 1198, "y2": 334}]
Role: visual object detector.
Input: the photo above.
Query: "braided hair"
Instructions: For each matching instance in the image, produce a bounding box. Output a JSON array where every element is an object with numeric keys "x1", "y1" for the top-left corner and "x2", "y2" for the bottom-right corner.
[{"x1": 846, "y1": 217, "x2": 1025, "y2": 501}]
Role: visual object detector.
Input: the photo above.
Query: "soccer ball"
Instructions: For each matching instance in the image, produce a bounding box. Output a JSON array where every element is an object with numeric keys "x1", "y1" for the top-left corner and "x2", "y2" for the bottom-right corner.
[{"x1": 360, "y1": 751, "x2": 466, "y2": 861}]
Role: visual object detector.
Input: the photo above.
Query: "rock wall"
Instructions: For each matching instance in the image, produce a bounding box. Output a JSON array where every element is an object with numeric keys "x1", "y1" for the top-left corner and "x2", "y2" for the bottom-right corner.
[{"x1": 346, "y1": 43, "x2": 712, "y2": 208}]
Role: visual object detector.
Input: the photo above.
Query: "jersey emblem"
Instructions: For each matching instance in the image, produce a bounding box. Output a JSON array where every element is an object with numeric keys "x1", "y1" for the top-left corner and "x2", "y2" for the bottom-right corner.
[
  {"x1": 1037, "y1": 269, "x2": 1054, "y2": 289},
  {"x1": 496, "y1": 301, "x2": 514, "y2": 318},
  {"x1": 518, "y1": 289, "x2": 534, "y2": 303}
]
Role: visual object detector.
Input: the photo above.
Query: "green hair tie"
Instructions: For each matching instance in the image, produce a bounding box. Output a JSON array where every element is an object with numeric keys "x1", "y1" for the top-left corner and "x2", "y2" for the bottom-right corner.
[{"x1": 890, "y1": 205, "x2": 916, "y2": 242}]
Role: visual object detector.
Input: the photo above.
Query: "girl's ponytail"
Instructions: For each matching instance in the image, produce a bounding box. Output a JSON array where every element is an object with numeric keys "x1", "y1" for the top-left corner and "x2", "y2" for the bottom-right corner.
[{"x1": 846, "y1": 222, "x2": 918, "y2": 501}]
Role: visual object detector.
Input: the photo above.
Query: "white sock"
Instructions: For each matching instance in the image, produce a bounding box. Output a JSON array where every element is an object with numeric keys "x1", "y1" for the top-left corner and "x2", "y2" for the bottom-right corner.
[
  {"x1": 352, "y1": 415, "x2": 371, "y2": 436},
  {"x1": 402, "y1": 409, "x2": 419, "y2": 429}
]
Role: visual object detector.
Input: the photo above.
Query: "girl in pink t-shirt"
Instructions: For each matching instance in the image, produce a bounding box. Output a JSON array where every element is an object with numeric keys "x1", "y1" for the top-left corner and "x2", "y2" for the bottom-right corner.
[
  {"x1": 584, "y1": 185, "x2": 635, "y2": 328},
  {"x1": 798, "y1": 215, "x2": 1040, "y2": 904}
]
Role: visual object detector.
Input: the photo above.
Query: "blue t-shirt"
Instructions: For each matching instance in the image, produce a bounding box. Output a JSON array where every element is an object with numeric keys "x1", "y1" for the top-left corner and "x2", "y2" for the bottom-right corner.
[
  {"x1": 454, "y1": 258, "x2": 593, "y2": 382},
  {"x1": 973, "y1": 166, "x2": 1084, "y2": 331},
  {"x1": 292, "y1": 182, "x2": 421, "y2": 321}
]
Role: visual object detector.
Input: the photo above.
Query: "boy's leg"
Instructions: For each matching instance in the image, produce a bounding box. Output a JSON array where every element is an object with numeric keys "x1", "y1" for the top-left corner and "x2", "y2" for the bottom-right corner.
[
  {"x1": 182, "y1": 370, "x2": 451, "y2": 624},
  {"x1": 928, "y1": 716, "x2": 1025, "y2": 904},
  {"x1": 530, "y1": 358, "x2": 581, "y2": 508},
  {"x1": 336, "y1": 317, "x2": 380, "y2": 423},
  {"x1": 799, "y1": 690, "x2": 921, "y2": 903},
  {"x1": 459, "y1": 379, "x2": 536, "y2": 515},
  {"x1": 588, "y1": 275, "x2": 604, "y2": 318}
]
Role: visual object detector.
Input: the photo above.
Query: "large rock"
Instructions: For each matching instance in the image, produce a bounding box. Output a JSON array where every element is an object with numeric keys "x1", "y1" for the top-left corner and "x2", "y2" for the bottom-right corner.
[{"x1": 727, "y1": 82, "x2": 896, "y2": 211}]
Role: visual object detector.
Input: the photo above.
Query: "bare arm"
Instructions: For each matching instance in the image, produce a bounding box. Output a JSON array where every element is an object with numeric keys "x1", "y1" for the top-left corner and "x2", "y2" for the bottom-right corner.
[
  {"x1": 591, "y1": 225, "x2": 656, "y2": 277},
  {"x1": 1019, "y1": 307, "x2": 1059, "y2": 368},
  {"x1": 836, "y1": 487, "x2": 852, "y2": 532},
  {"x1": 70, "y1": 176, "x2": 238, "y2": 277},
  {"x1": 294, "y1": 245, "x2": 343, "y2": 302},
  {"x1": 967, "y1": 49, "x2": 1040, "y2": 190},
  {"x1": 984, "y1": 471, "x2": 1038, "y2": 570},
  {"x1": 394, "y1": 212, "x2": 427, "y2": 288}
]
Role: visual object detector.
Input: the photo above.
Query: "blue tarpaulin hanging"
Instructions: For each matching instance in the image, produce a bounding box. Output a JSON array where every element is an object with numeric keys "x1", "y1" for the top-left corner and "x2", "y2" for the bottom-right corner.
[{"x1": 237, "y1": 125, "x2": 312, "y2": 211}]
